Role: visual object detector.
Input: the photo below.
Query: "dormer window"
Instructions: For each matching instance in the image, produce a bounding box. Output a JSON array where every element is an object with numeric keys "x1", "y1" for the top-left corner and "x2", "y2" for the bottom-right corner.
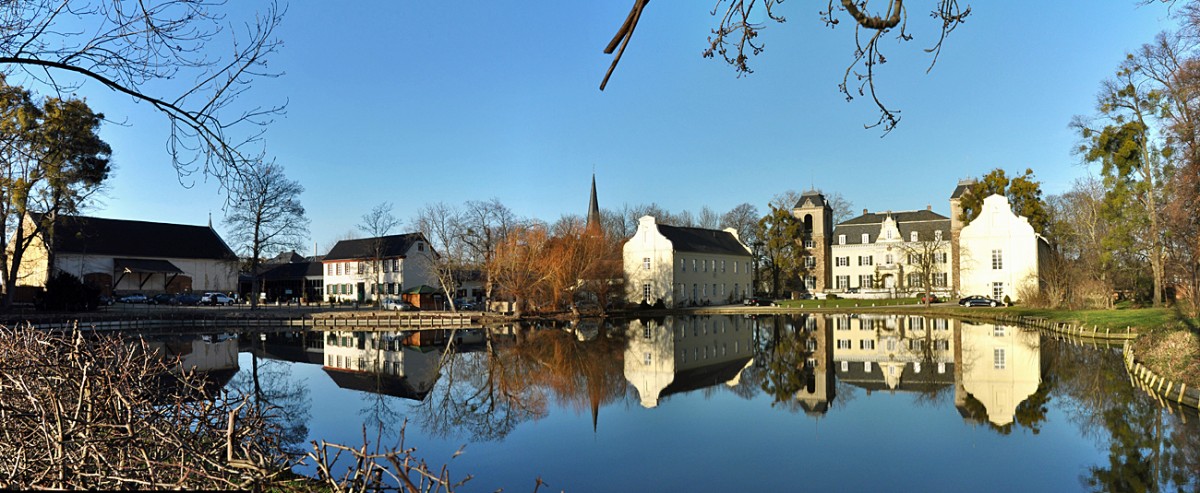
[
  {"x1": 934, "y1": 230, "x2": 943, "y2": 241},
  {"x1": 910, "y1": 231, "x2": 918, "y2": 242},
  {"x1": 417, "y1": 242, "x2": 425, "y2": 252},
  {"x1": 839, "y1": 234, "x2": 846, "y2": 245},
  {"x1": 886, "y1": 230, "x2": 893, "y2": 240},
  {"x1": 861, "y1": 233, "x2": 870, "y2": 244}
]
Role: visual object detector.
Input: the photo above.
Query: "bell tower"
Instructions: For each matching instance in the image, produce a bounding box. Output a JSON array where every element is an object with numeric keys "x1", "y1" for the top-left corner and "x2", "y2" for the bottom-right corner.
[{"x1": 792, "y1": 190, "x2": 833, "y2": 292}]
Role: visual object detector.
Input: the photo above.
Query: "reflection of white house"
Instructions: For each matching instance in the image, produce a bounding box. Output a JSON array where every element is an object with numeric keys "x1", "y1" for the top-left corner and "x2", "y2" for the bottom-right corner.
[
  {"x1": 321, "y1": 330, "x2": 441, "y2": 400},
  {"x1": 145, "y1": 336, "x2": 239, "y2": 373},
  {"x1": 623, "y1": 216, "x2": 753, "y2": 307},
  {"x1": 322, "y1": 233, "x2": 438, "y2": 303},
  {"x1": 959, "y1": 322, "x2": 1041, "y2": 426},
  {"x1": 831, "y1": 314, "x2": 957, "y2": 392},
  {"x1": 12, "y1": 214, "x2": 238, "y2": 297},
  {"x1": 959, "y1": 195, "x2": 1052, "y2": 302},
  {"x1": 624, "y1": 315, "x2": 754, "y2": 408}
]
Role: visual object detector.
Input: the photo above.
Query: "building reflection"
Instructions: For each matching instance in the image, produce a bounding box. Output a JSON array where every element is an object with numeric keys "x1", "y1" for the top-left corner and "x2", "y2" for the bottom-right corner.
[
  {"x1": 624, "y1": 315, "x2": 755, "y2": 408},
  {"x1": 955, "y1": 321, "x2": 1042, "y2": 427},
  {"x1": 321, "y1": 330, "x2": 446, "y2": 401},
  {"x1": 830, "y1": 314, "x2": 957, "y2": 399}
]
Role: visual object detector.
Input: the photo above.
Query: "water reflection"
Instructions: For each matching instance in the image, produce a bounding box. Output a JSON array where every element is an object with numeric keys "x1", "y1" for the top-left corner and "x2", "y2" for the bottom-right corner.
[{"x1": 189, "y1": 314, "x2": 1198, "y2": 491}]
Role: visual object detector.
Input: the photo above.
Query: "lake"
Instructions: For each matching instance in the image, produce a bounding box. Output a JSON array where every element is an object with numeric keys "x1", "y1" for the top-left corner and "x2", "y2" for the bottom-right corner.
[{"x1": 198, "y1": 313, "x2": 1197, "y2": 492}]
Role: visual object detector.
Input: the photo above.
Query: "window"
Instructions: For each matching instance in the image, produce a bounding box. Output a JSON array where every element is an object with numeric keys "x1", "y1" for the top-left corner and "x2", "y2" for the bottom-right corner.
[
  {"x1": 935, "y1": 252, "x2": 948, "y2": 263},
  {"x1": 994, "y1": 348, "x2": 1006, "y2": 369},
  {"x1": 644, "y1": 352, "x2": 652, "y2": 365},
  {"x1": 933, "y1": 273, "x2": 948, "y2": 287},
  {"x1": 839, "y1": 234, "x2": 846, "y2": 245},
  {"x1": 710, "y1": 260, "x2": 715, "y2": 271},
  {"x1": 326, "y1": 264, "x2": 332, "y2": 275},
  {"x1": 733, "y1": 261, "x2": 738, "y2": 273},
  {"x1": 836, "y1": 256, "x2": 849, "y2": 267},
  {"x1": 885, "y1": 254, "x2": 893, "y2": 265},
  {"x1": 841, "y1": 361, "x2": 849, "y2": 372},
  {"x1": 885, "y1": 230, "x2": 893, "y2": 240},
  {"x1": 938, "y1": 362, "x2": 946, "y2": 374},
  {"x1": 908, "y1": 274, "x2": 922, "y2": 287},
  {"x1": 991, "y1": 249, "x2": 1003, "y2": 270},
  {"x1": 993, "y1": 326, "x2": 1006, "y2": 337},
  {"x1": 680, "y1": 258, "x2": 686, "y2": 271},
  {"x1": 914, "y1": 362, "x2": 922, "y2": 373},
  {"x1": 392, "y1": 258, "x2": 401, "y2": 271},
  {"x1": 642, "y1": 284, "x2": 651, "y2": 302},
  {"x1": 862, "y1": 233, "x2": 870, "y2": 244},
  {"x1": 804, "y1": 239, "x2": 815, "y2": 248},
  {"x1": 805, "y1": 276, "x2": 816, "y2": 289},
  {"x1": 357, "y1": 262, "x2": 365, "y2": 274},
  {"x1": 703, "y1": 260, "x2": 708, "y2": 272},
  {"x1": 336, "y1": 263, "x2": 342, "y2": 276},
  {"x1": 836, "y1": 275, "x2": 850, "y2": 289},
  {"x1": 417, "y1": 242, "x2": 425, "y2": 252},
  {"x1": 859, "y1": 275, "x2": 873, "y2": 289},
  {"x1": 643, "y1": 257, "x2": 651, "y2": 270},
  {"x1": 721, "y1": 260, "x2": 726, "y2": 272},
  {"x1": 993, "y1": 282, "x2": 1004, "y2": 299},
  {"x1": 692, "y1": 259, "x2": 697, "y2": 271},
  {"x1": 887, "y1": 339, "x2": 896, "y2": 351},
  {"x1": 804, "y1": 256, "x2": 816, "y2": 268},
  {"x1": 835, "y1": 317, "x2": 849, "y2": 330},
  {"x1": 860, "y1": 339, "x2": 875, "y2": 350},
  {"x1": 910, "y1": 231, "x2": 918, "y2": 242},
  {"x1": 864, "y1": 361, "x2": 872, "y2": 372},
  {"x1": 935, "y1": 230, "x2": 943, "y2": 241}
]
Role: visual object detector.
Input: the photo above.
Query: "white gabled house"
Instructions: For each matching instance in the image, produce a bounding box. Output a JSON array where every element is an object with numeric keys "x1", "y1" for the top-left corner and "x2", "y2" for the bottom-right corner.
[
  {"x1": 958, "y1": 194, "x2": 1052, "y2": 302},
  {"x1": 623, "y1": 216, "x2": 753, "y2": 307},
  {"x1": 322, "y1": 233, "x2": 438, "y2": 303}
]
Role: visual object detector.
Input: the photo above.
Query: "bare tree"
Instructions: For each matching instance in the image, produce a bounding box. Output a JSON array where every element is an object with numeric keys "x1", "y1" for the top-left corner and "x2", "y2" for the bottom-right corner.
[
  {"x1": 460, "y1": 198, "x2": 518, "y2": 306},
  {"x1": 223, "y1": 160, "x2": 308, "y2": 309},
  {"x1": 897, "y1": 234, "x2": 950, "y2": 305},
  {"x1": 601, "y1": 0, "x2": 970, "y2": 132},
  {"x1": 825, "y1": 191, "x2": 855, "y2": 224},
  {"x1": 0, "y1": 1, "x2": 285, "y2": 187},
  {"x1": 721, "y1": 202, "x2": 760, "y2": 249},
  {"x1": 357, "y1": 202, "x2": 399, "y2": 307},
  {"x1": 413, "y1": 202, "x2": 466, "y2": 312},
  {"x1": 697, "y1": 206, "x2": 720, "y2": 229}
]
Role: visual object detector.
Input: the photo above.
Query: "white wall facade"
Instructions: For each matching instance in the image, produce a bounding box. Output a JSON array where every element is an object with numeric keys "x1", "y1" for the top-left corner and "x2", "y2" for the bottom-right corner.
[
  {"x1": 959, "y1": 195, "x2": 1049, "y2": 302},
  {"x1": 622, "y1": 216, "x2": 752, "y2": 307},
  {"x1": 322, "y1": 242, "x2": 438, "y2": 302},
  {"x1": 53, "y1": 253, "x2": 238, "y2": 293},
  {"x1": 829, "y1": 217, "x2": 952, "y2": 296}
]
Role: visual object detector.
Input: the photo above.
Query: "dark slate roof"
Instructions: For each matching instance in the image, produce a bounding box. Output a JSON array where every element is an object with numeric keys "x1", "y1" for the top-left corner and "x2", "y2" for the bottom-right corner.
[
  {"x1": 660, "y1": 356, "x2": 753, "y2": 399},
  {"x1": 266, "y1": 251, "x2": 306, "y2": 264},
  {"x1": 833, "y1": 210, "x2": 950, "y2": 245},
  {"x1": 835, "y1": 361, "x2": 955, "y2": 392},
  {"x1": 46, "y1": 214, "x2": 237, "y2": 260},
  {"x1": 793, "y1": 190, "x2": 828, "y2": 209},
  {"x1": 950, "y1": 180, "x2": 976, "y2": 199},
  {"x1": 324, "y1": 233, "x2": 431, "y2": 261},
  {"x1": 657, "y1": 224, "x2": 750, "y2": 256},
  {"x1": 259, "y1": 261, "x2": 321, "y2": 281},
  {"x1": 323, "y1": 368, "x2": 433, "y2": 401}
]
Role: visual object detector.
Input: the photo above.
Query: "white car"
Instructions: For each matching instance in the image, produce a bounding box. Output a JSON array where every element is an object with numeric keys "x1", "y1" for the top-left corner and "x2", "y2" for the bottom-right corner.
[
  {"x1": 382, "y1": 297, "x2": 417, "y2": 311},
  {"x1": 200, "y1": 292, "x2": 234, "y2": 306}
]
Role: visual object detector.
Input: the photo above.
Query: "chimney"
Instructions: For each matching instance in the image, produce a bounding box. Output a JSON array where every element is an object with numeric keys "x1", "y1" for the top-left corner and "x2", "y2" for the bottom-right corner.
[
  {"x1": 926, "y1": 204, "x2": 932, "y2": 211},
  {"x1": 863, "y1": 208, "x2": 868, "y2": 215}
]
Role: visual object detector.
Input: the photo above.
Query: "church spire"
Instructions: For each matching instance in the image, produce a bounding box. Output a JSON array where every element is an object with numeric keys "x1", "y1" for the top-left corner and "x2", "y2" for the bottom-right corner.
[{"x1": 586, "y1": 173, "x2": 602, "y2": 236}]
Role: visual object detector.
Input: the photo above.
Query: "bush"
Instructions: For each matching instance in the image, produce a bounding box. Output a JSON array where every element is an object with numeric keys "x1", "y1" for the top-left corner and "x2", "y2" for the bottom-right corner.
[
  {"x1": 37, "y1": 272, "x2": 100, "y2": 311},
  {"x1": 1003, "y1": 295, "x2": 1013, "y2": 306}
]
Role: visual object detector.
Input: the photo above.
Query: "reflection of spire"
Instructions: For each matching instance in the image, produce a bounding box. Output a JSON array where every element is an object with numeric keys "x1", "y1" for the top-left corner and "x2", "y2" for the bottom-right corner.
[{"x1": 592, "y1": 395, "x2": 599, "y2": 434}]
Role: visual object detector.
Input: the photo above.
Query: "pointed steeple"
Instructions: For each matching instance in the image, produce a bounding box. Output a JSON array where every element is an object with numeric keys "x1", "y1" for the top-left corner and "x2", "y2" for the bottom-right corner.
[{"x1": 586, "y1": 173, "x2": 602, "y2": 236}]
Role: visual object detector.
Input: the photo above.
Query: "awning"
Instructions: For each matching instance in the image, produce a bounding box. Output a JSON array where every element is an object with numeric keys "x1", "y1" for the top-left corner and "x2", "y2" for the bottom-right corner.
[{"x1": 114, "y1": 258, "x2": 184, "y2": 274}]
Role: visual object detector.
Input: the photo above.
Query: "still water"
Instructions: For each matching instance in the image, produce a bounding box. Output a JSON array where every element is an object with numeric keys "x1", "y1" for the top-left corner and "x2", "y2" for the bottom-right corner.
[{"x1": 200, "y1": 314, "x2": 1197, "y2": 492}]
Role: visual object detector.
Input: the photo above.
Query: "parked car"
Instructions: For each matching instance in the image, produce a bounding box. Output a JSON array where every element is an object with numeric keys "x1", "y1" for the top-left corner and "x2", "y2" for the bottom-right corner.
[
  {"x1": 959, "y1": 295, "x2": 1000, "y2": 307},
  {"x1": 149, "y1": 293, "x2": 177, "y2": 305},
  {"x1": 456, "y1": 300, "x2": 477, "y2": 310},
  {"x1": 200, "y1": 292, "x2": 234, "y2": 306},
  {"x1": 118, "y1": 293, "x2": 147, "y2": 303},
  {"x1": 919, "y1": 294, "x2": 940, "y2": 303},
  {"x1": 743, "y1": 297, "x2": 773, "y2": 307},
  {"x1": 382, "y1": 297, "x2": 417, "y2": 311},
  {"x1": 98, "y1": 294, "x2": 114, "y2": 306},
  {"x1": 175, "y1": 293, "x2": 202, "y2": 306}
]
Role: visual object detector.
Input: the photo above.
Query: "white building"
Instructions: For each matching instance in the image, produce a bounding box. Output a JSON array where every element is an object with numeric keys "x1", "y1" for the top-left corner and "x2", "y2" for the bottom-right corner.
[
  {"x1": 828, "y1": 208, "x2": 953, "y2": 297},
  {"x1": 322, "y1": 233, "x2": 438, "y2": 303},
  {"x1": 11, "y1": 214, "x2": 239, "y2": 297},
  {"x1": 623, "y1": 216, "x2": 753, "y2": 307},
  {"x1": 958, "y1": 194, "x2": 1051, "y2": 302}
]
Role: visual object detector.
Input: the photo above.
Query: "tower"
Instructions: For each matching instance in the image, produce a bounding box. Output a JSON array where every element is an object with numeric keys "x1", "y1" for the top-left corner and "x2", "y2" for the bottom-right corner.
[
  {"x1": 586, "y1": 173, "x2": 603, "y2": 237},
  {"x1": 792, "y1": 190, "x2": 833, "y2": 292},
  {"x1": 948, "y1": 179, "x2": 975, "y2": 296}
]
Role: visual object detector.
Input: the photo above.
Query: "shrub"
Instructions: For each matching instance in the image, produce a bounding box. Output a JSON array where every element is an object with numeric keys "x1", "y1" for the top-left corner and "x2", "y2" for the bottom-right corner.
[{"x1": 37, "y1": 272, "x2": 100, "y2": 311}]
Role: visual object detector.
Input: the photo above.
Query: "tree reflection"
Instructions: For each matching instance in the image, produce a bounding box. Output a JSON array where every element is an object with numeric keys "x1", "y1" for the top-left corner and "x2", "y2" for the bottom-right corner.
[
  {"x1": 230, "y1": 332, "x2": 312, "y2": 455},
  {"x1": 1041, "y1": 337, "x2": 1200, "y2": 492}
]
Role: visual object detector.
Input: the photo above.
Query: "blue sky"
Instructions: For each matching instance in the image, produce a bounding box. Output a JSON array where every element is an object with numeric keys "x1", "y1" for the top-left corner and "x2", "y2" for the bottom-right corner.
[{"x1": 71, "y1": 1, "x2": 1175, "y2": 255}]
